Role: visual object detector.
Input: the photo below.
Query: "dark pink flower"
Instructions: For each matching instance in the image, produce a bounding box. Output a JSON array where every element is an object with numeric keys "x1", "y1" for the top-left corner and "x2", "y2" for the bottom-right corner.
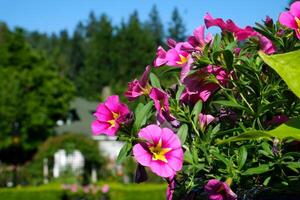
[
  {"x1": 279, "y1": 1, "x2": 300, "y2": 39},
  {"x1": 199, "y1": 113, "x2": 215, "y2": 132},
  {"x1": 268, "y1": 115, "x2": 289, "y2": 126},
  {"x1": 91, "y1": 95, "x2": 130, "y2": 136},
  {"x1": 204, "y1": 13, "x2": 276, "y2": 54},
  {"x1": 149, "y1": 88, "x2": 177, "y2": 125},
  {"x1": 133, "y1": 125, "x2": 183, "y2": 178},
  {"x1": 125, "y1": 65, "x2": 152, "y2": 101},
  {"x1": 180, "y1": 65, "x2": 230, "y2": 103},
  {"x1": 205, "y1": 179, "x2": 237, "y2": 200}
]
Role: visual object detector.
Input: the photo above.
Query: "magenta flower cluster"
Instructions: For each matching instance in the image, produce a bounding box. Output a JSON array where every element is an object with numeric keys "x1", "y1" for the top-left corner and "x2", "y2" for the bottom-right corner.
[{"x1": 91, "y1": 5, "x2": 300, "y2": 199}]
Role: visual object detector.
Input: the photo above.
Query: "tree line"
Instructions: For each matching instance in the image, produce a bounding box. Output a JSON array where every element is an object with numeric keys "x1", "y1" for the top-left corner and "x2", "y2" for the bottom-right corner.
[
  {"x1": 26, "y1": 6, "x2": 187, "y2": 100},
  {"x1": 0, "y1": 6, "x2": 186, "y2": 163}
]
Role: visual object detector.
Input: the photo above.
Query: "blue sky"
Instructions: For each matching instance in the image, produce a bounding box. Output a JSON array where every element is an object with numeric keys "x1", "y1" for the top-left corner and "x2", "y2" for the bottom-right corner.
[{"x1": 0, "y1": 0, "x2": 288, "y2": 35}]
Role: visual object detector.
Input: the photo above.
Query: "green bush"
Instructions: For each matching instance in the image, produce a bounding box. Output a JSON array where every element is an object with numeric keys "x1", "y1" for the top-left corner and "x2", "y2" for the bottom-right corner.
[{"x1": 0, "y1": 183, "x2": 166, "y2": 200}]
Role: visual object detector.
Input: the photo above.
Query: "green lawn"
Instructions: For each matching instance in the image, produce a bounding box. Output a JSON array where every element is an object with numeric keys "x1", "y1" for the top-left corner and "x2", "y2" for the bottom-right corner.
[{"x1": 0, "y1": 182, "x2": 166, "y2": 200}]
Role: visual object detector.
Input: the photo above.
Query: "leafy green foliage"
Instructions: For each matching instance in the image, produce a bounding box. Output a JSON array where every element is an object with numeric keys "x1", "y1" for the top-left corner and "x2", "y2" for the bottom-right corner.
[
  {"x1": 259, "y1": 50, "x2": 300, "y2": 98},
  {"x1": 0, "y1": 26, "x2": 75, "y2": 155}
]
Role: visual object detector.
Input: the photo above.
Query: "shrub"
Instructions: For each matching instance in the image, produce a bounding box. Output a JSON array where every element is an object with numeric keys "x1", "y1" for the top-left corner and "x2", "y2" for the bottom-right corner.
[{"x1": 23, "y1": 134, "x2": 105, "y2": 185}]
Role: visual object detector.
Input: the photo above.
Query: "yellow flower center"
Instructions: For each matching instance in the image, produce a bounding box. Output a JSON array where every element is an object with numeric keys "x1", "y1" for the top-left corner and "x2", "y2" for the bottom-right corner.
[
  {"x1": 141, "y1": 83, "x2": 152, "y2": 95},
  {"x1": 149, "y1": 139, "x2": 172, "y2": 163},
  {"x1": 176, "y1": 54, "x2": 188, "y2": 65},
  {"x1": 107, "y1": 112, "x2": 119, "y2": 128},
  {"x1": 296, "y1": 17, "x2": 300, "y2": 34}
]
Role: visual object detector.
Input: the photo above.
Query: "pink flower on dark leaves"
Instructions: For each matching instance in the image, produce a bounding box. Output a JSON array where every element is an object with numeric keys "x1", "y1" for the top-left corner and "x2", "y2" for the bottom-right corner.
[
  {"x1": 204, "y1": 13, "x2": 276, "y2": 54},
  {"x1": 149, "y1": 88, "x2": 178, "y2": 126},
  {"x1": 133, "y1": 125, "x2": 183, "y2": 178},
  {"x1": 199, "y1": 113, "x2": 215, "y2": 132},
  {"x1": 205, "y1": 179, "x2": 237, "y2": 200},
  {"x1": 125, "y1": 65, "x2": 151, "y2": 101},
  {"x1": 268, "y1": 115, "x2": 289, "y2": 126},
  {"x1": 91, "y1": 95, "x2": 130, "y2": 136},
  {"x1": 181, "y1": 65, "x2": 230, "y2": 104},
  {"x1": 279, "y1": 1, "x2": 300, "y2": 39}
]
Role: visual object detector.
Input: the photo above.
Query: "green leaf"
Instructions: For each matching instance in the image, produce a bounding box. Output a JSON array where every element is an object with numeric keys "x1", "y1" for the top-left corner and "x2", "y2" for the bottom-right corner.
[
  {"x1": 259, "y1": 50, "x2": 300, "y2": 98},
  {"x1": 238, "y1": 146, "x2": 247, "y2": 170},
  {"x1": 176, "y1": 85, "x2": 185, "y2": 102},
  {"x1": 267, "y1": 117, "x2": 300, "y2": 140},
  {"x1": 133, "y1": 101, "x2": 153, "y2": 132},
  {"x1": 177, "y1": 124, "x2": 188, "y2": 144},
  {"x1": 263, "y1": 176, "x2": 271, "y2": 186},
  {"x1": 191, "y1": 100, "x2": 202, "y2": 124},
  {"x1": 150, "y1": 73, "x2": 161, "y2": 89},
  {"x1": 212, "y1": 100, "x2": 247, "y2": 110},
  {"x1": 116, "y1": 142, "x2": 132, "y2": 164},
  {"x1": 216, "y1": 131, "x2": 271, "y2": 144},
  {"x1": 242, "y1": 164, "x2": 272, "y2": 176}
]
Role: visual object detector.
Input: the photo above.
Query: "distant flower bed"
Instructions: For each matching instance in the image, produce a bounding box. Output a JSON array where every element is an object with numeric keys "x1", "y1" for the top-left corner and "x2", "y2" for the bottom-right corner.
[{"x1": 92, "y1": 2, "x2": 300, "y2": 200}]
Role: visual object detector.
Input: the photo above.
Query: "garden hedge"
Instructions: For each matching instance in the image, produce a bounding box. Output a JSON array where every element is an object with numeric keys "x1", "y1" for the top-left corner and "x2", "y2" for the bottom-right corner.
[{"x1": 0, "y1": 183, "x2": 166, "y2": 200}]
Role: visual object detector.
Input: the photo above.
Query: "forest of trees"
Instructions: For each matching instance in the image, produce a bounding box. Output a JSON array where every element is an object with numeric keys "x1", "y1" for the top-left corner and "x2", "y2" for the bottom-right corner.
[
  {"x1": 26, "y1": 6, "x2": 187, "y2": 100},
  {"x1": 0, "y1": 6, "x2": 187, "y2": 163}
]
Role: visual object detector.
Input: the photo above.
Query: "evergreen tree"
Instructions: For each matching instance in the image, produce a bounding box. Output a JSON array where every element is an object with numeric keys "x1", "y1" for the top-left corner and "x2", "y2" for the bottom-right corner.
[
  {"x1": 77, "y1": 14, "x2": 114, "y2": 99},
  {"x1": 69, "y1": 22, "x2": 86, "y2": 82},
  {"x1": 0, "y1": 26, "x2": 74, "y2": 163},
  {"x1": 146, "y1": 5, "x2": 164, "y2": 45},
  {"x1": 168, "y1": 8, "x2": 186, "y2": 42},
  {"x1": 112, "y1": 11, "x2": 156, "y2": 94}
]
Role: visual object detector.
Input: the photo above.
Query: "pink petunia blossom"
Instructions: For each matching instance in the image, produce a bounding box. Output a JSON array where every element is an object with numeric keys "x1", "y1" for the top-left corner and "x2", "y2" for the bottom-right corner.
[
  {"x1": 133, "y1": 125, "x2": 183, "y2": 178},
  {"x1": 180, "y1": 65, "x2": 230, "y2": 104},
  {"x1": 91, "y1": 95, "x2": 130, "y2": 136},
  {"x1": 204, "y1": 13, "x2": 276, "y2": 54},
  {"x1": 279, "y1": 1, "x2": 300, "y2": 39},
  {"x1": 187, "y1": 25, "x2": 213, "y2": 51},
  {"x1": 125, "y1": 65, "x2": 152, "y2": 101},
  {"x1": 199, "y1": 113, "x2": 215, "y2": 132},
  {"x1": 149, "y1": 88, "x2": 178, "y2": 126},
  {"x1": 205, "y1": 179, "x2": 237, "y2": 200},
  {"x1": 153, "y1": 42, "x2": 194, "y2": 82}
]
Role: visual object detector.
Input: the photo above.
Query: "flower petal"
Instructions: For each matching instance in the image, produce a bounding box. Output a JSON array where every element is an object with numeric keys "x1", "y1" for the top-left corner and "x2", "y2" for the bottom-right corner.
[
  {"x1": 290, "y1": 1, "x2": 300, "y2": 19},
  {"x1": 150, "y1": 160, "x2": 175, "y2": 178},
  {"x1": 133, "y1": 144, "x2": 152, "y2": 167},
  {"x1": 279, "y1": 11, "x2": 297, "y2": 29}
]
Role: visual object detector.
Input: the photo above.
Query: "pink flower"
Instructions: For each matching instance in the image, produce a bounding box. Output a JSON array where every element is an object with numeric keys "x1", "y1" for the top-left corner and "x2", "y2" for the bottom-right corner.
[
  {"x1": 180, "y1": 65, "x2": 230, "y2": 103},
  {"x1": 101, "y1": 184, "x2": 110, "y2": 193},
  {"x1": 205, "y1": 179, "x2": 237, "y2": 200},
  {"x1": 149, "y1": 88, "x2": 177, "y2": 125},
  {"x1": 187, "y1": 25, "x2": 212, "y2": 51},
  {"x1": 204, "y1": 13, "x2": 276, "y2": 54},
  {"x1": 83, "y1": 185, "x2": 90, "y2": 193},
  {"x1": 70, "y1": 184, "x2": 78, "y2": 193},
  {"x1": 166, "y1": 176, "x2": 176, "y2": 200},
  {"x1": 133, "y1": 125, "x2": 183, "y2": 178},
  {"x1": 153, "y1": 42, "x2": 194, "y2": 82},
  {"x1": 125, "y1": 65, "x2": 151, "y2": 101},
  {"x1": 91, "y1": 95, "x2": 130, "y2": 136},
  {"x1": 199, "y1": 113, "x2": 215, "y2": 132},
  {"x1": 279, "y1": 1, "x2": 300, "y2": 39}
]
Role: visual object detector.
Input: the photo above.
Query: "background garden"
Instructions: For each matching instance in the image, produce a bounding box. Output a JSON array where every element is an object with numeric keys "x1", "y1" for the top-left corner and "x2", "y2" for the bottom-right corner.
[{"x1": 0, "y1": 1, "x2": 298, "y2": 200}]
